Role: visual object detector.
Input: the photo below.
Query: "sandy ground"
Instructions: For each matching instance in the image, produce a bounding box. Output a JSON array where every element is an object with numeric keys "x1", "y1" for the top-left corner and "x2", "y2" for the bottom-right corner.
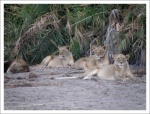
[{"x1": 4, "y1": 66, "x2": 146, "y2": 110}]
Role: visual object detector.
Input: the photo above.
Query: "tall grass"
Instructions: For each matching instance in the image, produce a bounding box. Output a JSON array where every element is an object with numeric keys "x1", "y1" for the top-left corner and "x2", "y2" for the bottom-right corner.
[{"x1": 4, "y1": 4, "x2": 146, "y2": 65}]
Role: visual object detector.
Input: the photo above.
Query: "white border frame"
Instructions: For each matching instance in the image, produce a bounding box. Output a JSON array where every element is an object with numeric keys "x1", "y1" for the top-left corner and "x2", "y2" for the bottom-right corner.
[{"x1": 1, "y1": 0, "x2": 149, "y2": 114}]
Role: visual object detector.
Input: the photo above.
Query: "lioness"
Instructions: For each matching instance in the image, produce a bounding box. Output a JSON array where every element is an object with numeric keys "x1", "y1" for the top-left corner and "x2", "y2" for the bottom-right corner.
[
  {"x1": 6, "y1": 58, "x2": 30, "y2": 73},
  {"x1": 74, "y1": 45, "x2": 109, "y2": 71},
  {"x1": 83, "y1": 54, "x2": 136, "y2": 81},
  {"x1": 40, "y1": 46, "x2": 74, "y2": 68}
]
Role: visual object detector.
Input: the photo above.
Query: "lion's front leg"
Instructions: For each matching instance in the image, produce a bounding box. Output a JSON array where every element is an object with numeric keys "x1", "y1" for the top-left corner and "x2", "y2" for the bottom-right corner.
[
  {"x1": 127, "y1": 71, "x2": 136, "y2": 81},
  {"x1": 83, "y1": 69, "x2": 99, "y2": 80},
  {"x1": 114, "y1": 71, "x2": 129, "y2": 81},
  {"x1": 77, "y1": 70, "x2": 90, "y2": 79}
]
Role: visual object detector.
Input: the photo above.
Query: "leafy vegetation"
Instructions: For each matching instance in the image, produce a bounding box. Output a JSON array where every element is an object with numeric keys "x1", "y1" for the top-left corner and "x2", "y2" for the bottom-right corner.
[{"x1": 4, "y1": 4, "x2": 146, "y2": 65}]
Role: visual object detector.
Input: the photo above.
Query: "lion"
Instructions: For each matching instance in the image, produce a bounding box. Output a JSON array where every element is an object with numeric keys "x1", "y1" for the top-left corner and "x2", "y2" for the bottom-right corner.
[
  {"x1": 6, "y1": 58, "x2": 30, "y2": 73},
  {"x1": 74, "y1": 45, "x2": 109, "y2": 71},
  {"x1": 83, "y1": 54, "x2": 136, "y2": 81},
  {"x1": 40, "y1": 46, "x2": 74, "y2": 68}
]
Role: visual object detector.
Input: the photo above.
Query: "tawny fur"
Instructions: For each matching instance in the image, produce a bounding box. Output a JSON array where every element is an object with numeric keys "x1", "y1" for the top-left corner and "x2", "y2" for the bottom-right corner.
[
  {"x1": 74, "y1": 45, "x2": 109, "y2": 71},
  {"x1": 7, "y1": 58, "x2": 29, "y2": 73},
  {"x1": 40, "y1": 46, "x2": 74, "y2": 68},
  {"x1": 83, "y1": 54, "x2": 136, "y2": 81}
]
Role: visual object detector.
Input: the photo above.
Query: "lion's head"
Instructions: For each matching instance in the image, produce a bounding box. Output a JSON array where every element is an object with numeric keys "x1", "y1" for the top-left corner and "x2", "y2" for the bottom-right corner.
[
  {"x1": 92, "y1": 45, "x2": 107, "y2": 60},
  {"x1": 58, "y1": 46, "x2": 71, "y2": 59},
  {"x1": 113, "y1": 54, "x2": 130, "y2": 68}
]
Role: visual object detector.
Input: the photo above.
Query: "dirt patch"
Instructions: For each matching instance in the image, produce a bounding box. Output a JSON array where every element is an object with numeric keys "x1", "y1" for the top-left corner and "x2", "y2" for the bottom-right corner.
[{"x1": 4, "y1": 66, "x2": 146, "y2": 110}]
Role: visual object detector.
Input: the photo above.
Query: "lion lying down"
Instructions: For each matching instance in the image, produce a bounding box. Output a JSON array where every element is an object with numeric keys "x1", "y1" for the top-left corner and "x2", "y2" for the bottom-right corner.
[
  {"x1": 74, "y1": 45, "x2": 109, "y2": 71},
  {"x1": 83, "y1": 54, "x2": 136, "y2": 81},
  {"x1": 6, "y1": 58, "x2": 30, "y2": 73},
  {"x1": 40, "y1": 46, "x2": 74, "y2": 68}
]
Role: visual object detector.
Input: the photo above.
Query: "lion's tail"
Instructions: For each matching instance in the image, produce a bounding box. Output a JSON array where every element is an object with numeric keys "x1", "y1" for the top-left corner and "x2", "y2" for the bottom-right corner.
[{"x1": 52, "y1": 76, "x2": 79, "y2": 80}]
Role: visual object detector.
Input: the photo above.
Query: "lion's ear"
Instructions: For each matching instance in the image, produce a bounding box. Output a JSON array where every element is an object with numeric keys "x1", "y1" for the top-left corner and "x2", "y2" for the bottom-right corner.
[
  {"x1": 58, "y1": 45, "x2": 61, "y2": 49},
  {"x1": 65, "y1": 46, "x2": 70, "y2": 50},
  {"x1": 58, "y1": 45, "x2": 62, "y2": 51},
  {"x1": 125, "y1": 54, "x2": 130, "y2": 60},
  {"x1": 102, "y1": 45, "x2": 106, "y2": 50},
  {"x1": 92, "y1": 45, "x2": 97, "y2": 50}
]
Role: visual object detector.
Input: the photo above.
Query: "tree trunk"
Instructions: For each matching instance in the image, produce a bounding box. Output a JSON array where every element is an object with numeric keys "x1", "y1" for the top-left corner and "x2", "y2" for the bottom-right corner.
[{"x1": 104, "y1": 9, "x2": 123, "y2": 63}]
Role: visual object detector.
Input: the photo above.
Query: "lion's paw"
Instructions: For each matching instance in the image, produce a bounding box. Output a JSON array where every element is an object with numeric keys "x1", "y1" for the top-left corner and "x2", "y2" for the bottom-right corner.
[{"x1": 83, "y1": 76, "x2": 91, "y2": 80}]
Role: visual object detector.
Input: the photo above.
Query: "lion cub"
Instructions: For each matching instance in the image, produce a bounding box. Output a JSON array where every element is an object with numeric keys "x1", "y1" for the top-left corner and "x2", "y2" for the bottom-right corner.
[
  {"x1": 83, "y1": 54, "x2": 136, "y2": 81},
  {"x1": 74, "y1": 45, "x2": 109, "y2": 71},
  {"x1": 40, "y1": 46, "x2": 74, "y2": 68},
  {"x1": 6, "y1": 58, "x2": 30, "y2": 73}
]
